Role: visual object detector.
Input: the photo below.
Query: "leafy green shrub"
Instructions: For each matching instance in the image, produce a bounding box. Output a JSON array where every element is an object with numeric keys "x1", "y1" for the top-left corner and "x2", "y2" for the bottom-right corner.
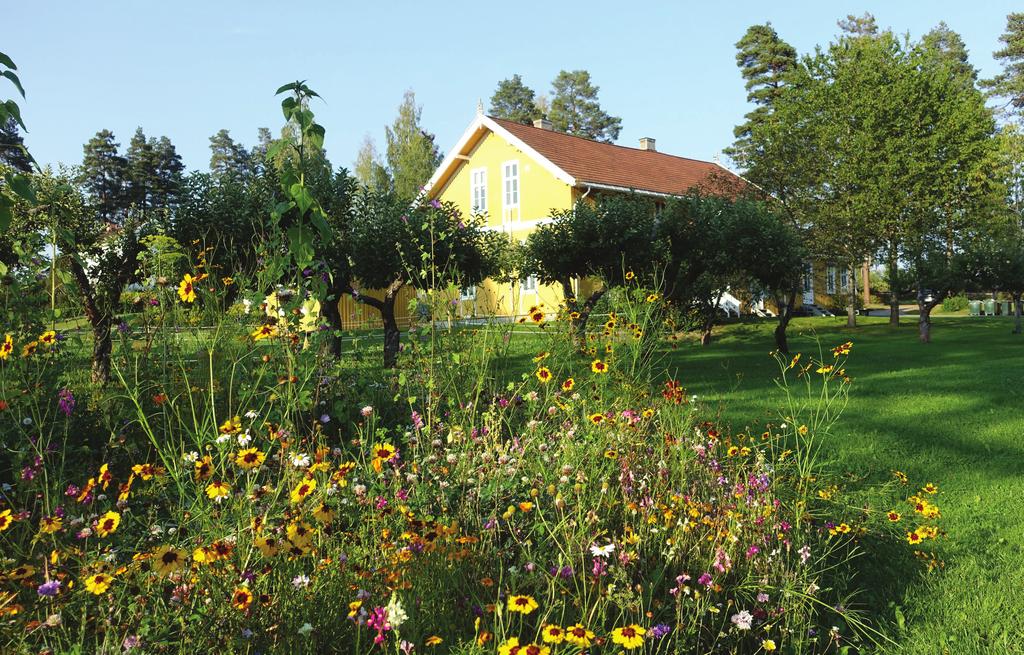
[{"x1": 941, "y1": 294, "x2": 968, "y2": 312}]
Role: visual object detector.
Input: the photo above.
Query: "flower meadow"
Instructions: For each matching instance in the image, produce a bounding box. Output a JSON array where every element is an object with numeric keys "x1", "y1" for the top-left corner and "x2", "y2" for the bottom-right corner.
[{"x1": 0, "y1": 250, "x2": 946, "y2": 654}]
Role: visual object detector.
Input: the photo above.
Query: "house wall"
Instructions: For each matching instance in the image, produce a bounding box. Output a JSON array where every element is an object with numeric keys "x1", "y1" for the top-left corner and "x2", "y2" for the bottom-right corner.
[{"x1": 432, "y1": 130, "x2": 576, "y2": 319}]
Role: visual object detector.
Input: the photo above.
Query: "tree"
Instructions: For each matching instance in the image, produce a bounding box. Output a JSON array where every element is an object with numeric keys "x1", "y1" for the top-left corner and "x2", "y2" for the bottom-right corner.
[
  {"x1": 208, "y1": 129, "x2": 252, "y2": 182},
  {"x1": 725, "y1": 23, "x2": 798, "y2": 161},
  {"x1": 966, "y1": 225, "x2": 1024, "y2": 334},
  {"x1": 385, "y1": 90, "x2": 442, "y2": 199},
  {"x1": 489, "y1": 74, "x2": 543, "y2": 125},
  {"x1": 982, "y1": 12, "x2": 1024, "y2": 116},
  {"x1": 659, "y1": 193, "x2": 804, "y2": 346},
  {"x1": 353, "y1": 134, "x2": 391, "y2": 192},
  {"x1": 342, "y1": 192, "x2": 504, "y2": 367},
  {"x1": 837, "y1": 12, "x2": 878, "y2": 36},
  {"x1": 522, "y1": 194, "x2": 661, "y2": 337},
  {"x1": 0, "y1": 50, "x2": 36, "y2": 233},
  {"x1": 548, "y1": 70, "x2": 622, "y2": 142},
  {"x1": 0, "y1": 117, "x2": 32, "y2": 173},
  {"x1": 80, "y1": 130, "x2": 127, "y2": 222}
]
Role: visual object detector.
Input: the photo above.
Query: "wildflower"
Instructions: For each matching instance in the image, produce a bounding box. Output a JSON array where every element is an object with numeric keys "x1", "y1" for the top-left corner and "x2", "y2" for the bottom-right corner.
[
  {"x1": 10, "y1": 564, "x2": 35, "y2": 580},
  {"x1": 625, "y1": 271, "x2": 635, "y2": 281},
  {"x1": 507, "y1": 594, "x2": 538, "y2": 614},
  {"x1": 205, "y1": 480, "x2": 231, "y2": 502},
  {"x1": 532, "y1": 351, "x2": 550, "y2": 362},
  {"x1": 152, "y1": 546, "x2": 186, "y2": 576},
  {"x1": 590, "y1": 359, "x2": 608, "y2": 374},
  {"x1": 234, "y1": 448, "x2": 266, "y2": 471},
  {"x1": 37, "y1": 580, "x2": 61, "y2": 597},
  {"x1": 590, "y1": 542, "x2": 615, "y2": 558},
  {"x1": 762, "y1": 639, "x2": 777, "y2": 651},
  {"x1": 0, "y1": 509, "x2": 16, "y2": 532},
  {"x1": 252, "y1": 322, "x2": 278, "y2": 340},
  {"x1": 798, "y1": 545, "x2": 811, "y2": 564},
  {"x1": 906, "y1": 531, "x2": 923, "y2": 545},
  {"x1": 58, "y1": 389, "x2": 75, "y2": 417},
  {"x1": 84, "y1": 572, "x2": 114, "y2": 595},
  {"x1": 290, "y1": 452, "x2": 311, "y2": 468},
  {"x1": 386, "y1": 593, "x2": 408, "y2": 628},
  {"x1": 292, "y1": 574, "x2": 311, "y2": 589},
  {"x1": 832, "y1": 341, "x2": 853, "y2": 356},
  {"x1": 564, "y1": 625, "x2": 594, "y2": 647},
  {"x1": 731, "y1": 610, "x2": 753, "y2": 630},
  {"x1": 887, "y1": 511, "x2": 901, "y2": 522},
  {"x1": 611, "y1": 624, "x2": 646, "y2": 649},
  {"x1": 0, "y1": 334, "x2": 12, "y2": 359},
  {"x1": 561, "y1": 378, "x2": 575, "y2": 392},
  {"x1": 39, "y1": 516, "x2": 62, "y2": 534},
  {"x1": 498, "y1": 638, "x2": 521, "y2": 655},
  {"x1": 646, "y1": 293, "x2": 659, "y2": 302},
  {"x1": 178, "y1": 274, "x2": 197, "y2": 303},
  {"x1": 816, "y1": 365, "x2": 833, "y2": 374},
  {"x1": 361, "y1": 405, "x2": 374, "y2": 418},
  {"x1": 22, "y1": 340, "x2": 38, "y2": 357},
  {"x1": 297, "y1": 622, "x2": 313, "y2": 637},
  {"x1": 132, "y1": 463, "x2": 161, "y2": 480},
  {"x1": 194, "y1": 456, "x2": 213, "y2": 480},
  {"x1": 541, "y1": 625, "x2": 565, "y2": 643},
  {"x1": 922, "y1": 483, "x2": 938, "y2": 494},
  {"x1": 254, "y1": 536, "x2": 280, "y2": 557},
  {"x1": 96, "y1": 511, "x2": 121, "y2": 537},
  {"x1": 312, "y1": 502, "x2": 336, "y2": 523},
  {"x1": 603, "y1": 448, "x2": 617, "y2": 459},
  {"x1": 426, "y1": 636, "x2": 443, "y2": 646},
  {"x1": 650, "y1": 624, "x2": 671, "y2": 639},
  {"x1": 535, "y1": 367, "x2": 552, "y2": 383},
  {"x1": 372, "y1": 442, "x2": 397, "y2": 473},
  {"x1": 231, "y1": 586, "x2": 253, "y2": 610},
  {"x1": 290, "y1": 478, "x2": 317, "y2": 504},
  {"x1": 797, "y1": 425, "x2": 808, "y2": 436}
]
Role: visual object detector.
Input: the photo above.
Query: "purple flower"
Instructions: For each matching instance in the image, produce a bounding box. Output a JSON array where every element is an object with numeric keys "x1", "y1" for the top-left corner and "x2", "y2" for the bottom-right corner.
[
  {"x1": 58, "y1": 388, "x2": 75, "y2": 417},
  {"x1": 698, "y1": 572, "x2": 713, "y2": 588},
  {"x1": 650, "y1": 624, "x2": 672, "y2": 639},
  {"x1": 37, "y1": 580, "x2": 61, "y2": 597},
  {"x1": 429, "y1": 199, "x2": 441, "y2": 208},
  {"x1": 319, "y1": 414, "x2": 330, "y2": 424}
]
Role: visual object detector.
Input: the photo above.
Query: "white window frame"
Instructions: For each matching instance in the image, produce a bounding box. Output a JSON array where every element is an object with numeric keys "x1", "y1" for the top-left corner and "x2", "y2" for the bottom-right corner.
[
  {"x1": 839, "y1": 267, "x2": 850, "y2": 293},
  {"x1": 503, "y1": 160, "x2": 520, "y2": 210},
  {"x1": 826, "y1": 265, "x2": 836, "y2": 295},
  {"x1": 520, "y1": 275, "x2": 538, "y2": 293},
  {"x1": 460, "y1": 285, "x2": 477, "y2": 301},
  {"x1": 470, "y1": 167, "x2": 487, "y2": 214}
]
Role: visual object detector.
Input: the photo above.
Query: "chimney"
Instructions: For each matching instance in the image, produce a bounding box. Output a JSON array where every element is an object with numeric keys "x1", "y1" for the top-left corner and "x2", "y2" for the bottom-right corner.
[
  {"x1": 533, "y1": 118, "x2": 553, "y2": 130},
  {"x1": 639, "y1": 137, "x2": 656, "y2": 151}
]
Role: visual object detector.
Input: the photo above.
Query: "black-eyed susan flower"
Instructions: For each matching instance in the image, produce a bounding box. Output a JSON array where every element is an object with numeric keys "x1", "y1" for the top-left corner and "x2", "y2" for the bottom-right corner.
[
  {"x1": 541, "y1": 624, "x2": 565, "y2": 643},
  {"x1": 591, "y1": 359, "x2": 608, "y2": 374},
  {"x1": 532, "y1": 351, "x2": 550, "y2": 362},
  {"x1": 205, "y1": 480, "x2": 231, "y2": 502},
  {"x1": 611, "y1": 624, "x2": 646, "y2": 649},
  {"x1": 152, "y1": 546, "x2": 186, "y2": 576},
  {"x1": 231, "y1": 586, "x2": 253, "y2": 610},
  {"x1": 254, "y1": 535, "x2": 280, "y2": 557},
  {"x1": 234, "y1": 448, "x2": 266, "y2": 471},
  {"x1": 95, "y1": 511, "x2": 120, "y2": 537},
  {"x1": 887, "y1": 511, "x2": 901, "y2": 522},
  {"x1": 132, "y1": 463, "x2": 161, "y2": 480},
  {"x1": 425, "y1": 635, "x2": 443, "y2": 646},
  {"x1": 22, "y1": 340, "x2": 38, "y2": 357},
  {"x1": 39, "y1": 516, "x2": 62, "y2": 534},
  {"x1": 38, "y1": 330, "x2": 56, "y2": 347},
  {"x1": 194, "y1": 456, "x2": 213, "y2": 481},
  {"x1": 507, "y1": 594, "x2": 538, "y2": 614},
  {"x1": 252, "y1": 322, "x2": 278, "y2": 340},
  {"x1": 84, "y1": 572, "x2": 114, "y2": 595},
  {"x1": 312, "y1": 502, "x2": 336, "y2": 523},
  {"x1": 219, "y1": 416, "x2": 242, "y2": 435},
  {"x1": 564, "y1": 624, "x2": 594, "y2": 648},
  {"x1": 906, "y1": 530, "x2": 923, "y2": 545},
  {"x1": 922, "y1": 483, "x2": 938, "y2": 494},
  {"x1": 561, "y1": 378, "x2": 575, "y2": 392},
  {"x1": 0, "y1": 509, "x2": 16, "y2": 532},
  {"x1": 178, "y1": 274, "x2": 197, "y2": 303},
  {"x1": 9, "y1": 564, "x2": 35, "y2": 580},
  {"x1": 371, "y1": 442, "x2": 397, "y2": 473},
  {"x1": 0, "y1": 334, "x2": 12, "y2": 360},
  {"x1": 290, "y1": 478, "x2": 317, "y2": 504},
  {"x1": 535, "y1": 367, "x2": 552, "y2": 383},
  {"x1": 497, "y1": 638, "x2": 521, "y2": 655},
  {"x1": 646, "y1": 293, "x2": 659, "y2": 302}
]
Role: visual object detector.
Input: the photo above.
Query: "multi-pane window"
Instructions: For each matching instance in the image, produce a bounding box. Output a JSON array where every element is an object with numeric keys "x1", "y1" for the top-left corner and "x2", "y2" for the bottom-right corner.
[
  {"x1": 826, "y1": 266, "x2": 837, "y2": 294},
  {"x1": 460, "y1": 285, "x2": 477, "y2": 301},
  {"x1": 470, "y1": 168, "x2": 487, "y2": 214},
  {"x1": 503, "y1": 161, "x2": 519, "y2": 208},
  {"x1": 839, "y1": 267, "x2": 850, "y2": 293},
  {"x1": 520, "y1": 275, "x2": 537, "y2": 292}
]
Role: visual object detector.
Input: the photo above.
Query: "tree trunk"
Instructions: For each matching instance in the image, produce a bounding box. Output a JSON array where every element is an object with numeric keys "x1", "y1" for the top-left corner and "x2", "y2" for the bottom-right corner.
[
  {"x1": 560, "y1": 279, "x2": 604, "y2": 342},
  {"x1": 700, "y1": 292, "x2": 724, "y2": 347},
  {"x1": 847, "y1": 265, "x2": 857, "y2": 328},
  {"x1": 888, "y1": 255, "x2": 900, "y2": 326},
  {"x1": 381, "y1": 295, "x2": 400, "y2": 369},
  {"x1": 918, "y1": 303, "x2": 933, "y2": 343},
  {"x1": 321, "y1": 288, "x2": 344, "y2": 356},
  {"x1": 91, "y1": 315, "x2": 113, "y2": 384},
  {"x1": 1014, "y1": 293, "x2": 1022, "y2": 335},
  {"x1": 861, "y1": 259, "x2": 871, "y2": 306},
  {"x1": 774, "y1": 290, "x2": 797, "y2": 354}
]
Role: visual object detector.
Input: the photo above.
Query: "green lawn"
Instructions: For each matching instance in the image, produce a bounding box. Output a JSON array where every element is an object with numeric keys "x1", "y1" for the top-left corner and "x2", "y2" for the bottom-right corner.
[{"x1": 663, "y1": 316, "x2": 1024, "y2": 654}]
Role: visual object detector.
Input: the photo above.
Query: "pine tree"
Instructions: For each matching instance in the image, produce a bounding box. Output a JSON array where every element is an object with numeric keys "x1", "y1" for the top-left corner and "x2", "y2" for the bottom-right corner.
[
  {"x1": 921, "y1": 22, "x2": 977, "y2": 85},
  {"x1": 725, "y1": 23, "x2": 798, "y2": 161},
  {"x1": 489, "y1": 74, "x2": 542, "y2": 124},
  {"x1": 0, "y1": 117, "x2": 32, "y2": 172},
  {"x1": 80, "y1": 129, "x2": 128, "y2": 222},
  {"x1": 208, "y1": 129, "x2": 251, "y2": 181},
  {"x1": 548, "y1": 70, "x2": 622, "y2": 143},
  {"x1": 982, "y1": 13, "x2": 1024, "y2": 116},
  {"x1": 353, "y1": 133, "x2": 391, "y2": 191},
  {"x1": 837, "y1": 12, "x2": 878, "y2": 36},
  {"x1": 385, "y1": 90, "x2": 442, "y2": 199}
]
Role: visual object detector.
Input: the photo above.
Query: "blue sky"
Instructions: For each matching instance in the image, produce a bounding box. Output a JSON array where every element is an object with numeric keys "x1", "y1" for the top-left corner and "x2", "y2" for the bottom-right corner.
[{"x1": 6, "y1": 0, "x2": 1019, "y2": 173}]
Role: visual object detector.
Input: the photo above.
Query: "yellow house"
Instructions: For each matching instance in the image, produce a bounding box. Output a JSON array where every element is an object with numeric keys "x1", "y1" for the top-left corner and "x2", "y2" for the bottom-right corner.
[
  {"x1": 421, "y1": 109, "x2": 749, "y2": 321},
  {"x1": 337, "y1": 110, "x2": 871, "y2": 328}
]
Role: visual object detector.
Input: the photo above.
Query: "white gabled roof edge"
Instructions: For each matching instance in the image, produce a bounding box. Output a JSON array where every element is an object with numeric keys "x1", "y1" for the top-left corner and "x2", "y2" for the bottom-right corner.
[{"x1": 421, "y1": 114, "x2": 576, "y2": 199}]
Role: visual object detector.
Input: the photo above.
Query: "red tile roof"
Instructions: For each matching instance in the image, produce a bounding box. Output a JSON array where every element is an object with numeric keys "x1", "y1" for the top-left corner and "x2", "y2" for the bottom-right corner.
[{"x1": 491, "y1": 117, "x2": 745, "y2": 197}]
